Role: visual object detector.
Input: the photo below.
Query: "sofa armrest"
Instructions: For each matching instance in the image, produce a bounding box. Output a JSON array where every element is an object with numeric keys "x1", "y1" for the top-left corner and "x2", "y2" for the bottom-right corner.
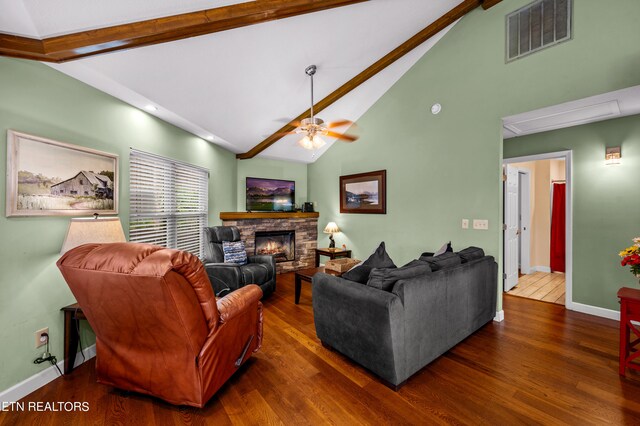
[
  {"x1": 311, "y1": 273, "x2": 405, "y2": 385},
  {"x1": 217, "y1": 284, "x2": 263, "y2": 323},
  {"x1": 204, "y1": 262, "x2": 243, "y2": 295}
]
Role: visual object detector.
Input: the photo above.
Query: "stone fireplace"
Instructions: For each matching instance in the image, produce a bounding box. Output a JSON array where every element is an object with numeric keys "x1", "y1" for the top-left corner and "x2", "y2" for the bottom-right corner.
[
  {"x1": 220, "y1": 212, "x2": 318, "y2": 274},
  {"x1": 255, "y1": 230, "x2": 295, "y2": 263}
]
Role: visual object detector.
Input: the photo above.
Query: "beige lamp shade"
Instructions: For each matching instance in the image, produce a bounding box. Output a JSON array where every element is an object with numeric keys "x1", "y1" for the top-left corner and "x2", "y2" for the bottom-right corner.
[
  {"x1": 323, "y1": 222, "x2": 340, "y2": 234},
  {"x1": 61, "y1": 217, "x2": 126, "y2": 254}
]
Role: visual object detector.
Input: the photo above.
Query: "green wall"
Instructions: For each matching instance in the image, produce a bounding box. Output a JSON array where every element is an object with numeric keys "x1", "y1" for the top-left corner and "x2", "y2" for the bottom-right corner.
[
  {"x1": 235, "y1": 157, "x2": 308, "y2": 212},
  {"x1": 0, "y1": 58, "x2": 237, "y2": 393},
  {"x1": 308, "y1": 0, "x2": 640, "y2": 310},
  {"x1": 504, "y1": 115, "x2": 640, "y2": 310}
]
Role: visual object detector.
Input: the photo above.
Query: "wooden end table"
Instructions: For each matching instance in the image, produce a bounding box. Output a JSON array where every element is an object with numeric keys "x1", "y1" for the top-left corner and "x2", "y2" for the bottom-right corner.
[
  {"x1": 295, "y1": 267, "x2": 342, "y2": 304},
  {"x1": 315, "y1": 248, "x2": 352, "y2": 267},
  {"x1": 61, "y1": 303, "x2": 87, "y2": 375},
  {"x1": 618, "y1": 287, "x2": 640, "y2": 376}
]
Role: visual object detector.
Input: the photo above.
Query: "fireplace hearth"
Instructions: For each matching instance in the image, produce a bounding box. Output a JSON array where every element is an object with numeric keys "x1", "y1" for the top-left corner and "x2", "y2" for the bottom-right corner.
[{"x1": 255, "y1": 230, "x2": 295, "y2": 263}]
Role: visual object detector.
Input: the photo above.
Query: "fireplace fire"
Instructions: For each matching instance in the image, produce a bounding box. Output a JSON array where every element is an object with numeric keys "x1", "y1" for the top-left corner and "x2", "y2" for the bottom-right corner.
[{"x1": 255, "y1": 230, "x2": 295, "y2": 263}]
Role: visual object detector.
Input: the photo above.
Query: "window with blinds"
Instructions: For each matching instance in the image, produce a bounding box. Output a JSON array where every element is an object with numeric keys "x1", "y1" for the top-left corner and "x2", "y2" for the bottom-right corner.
[
  {"x1": 506, "y1": 0, "x2": 572, "y2": 62},
  {"x1": 129, "y1": 149, "x2": 209, "y2": 258}
]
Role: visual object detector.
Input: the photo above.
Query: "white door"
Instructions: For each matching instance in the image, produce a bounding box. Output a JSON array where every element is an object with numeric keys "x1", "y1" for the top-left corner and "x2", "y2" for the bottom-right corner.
[
  {"x1": 519, "y1": 171, "x2": 531, "y2": 274},
  {"x1": 504, "y1": 165, "x2": 519, "y2": 292}
]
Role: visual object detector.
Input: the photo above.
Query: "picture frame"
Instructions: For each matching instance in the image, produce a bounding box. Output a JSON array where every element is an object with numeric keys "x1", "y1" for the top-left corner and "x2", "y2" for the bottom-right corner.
[
  {"x1": 339, "y1": 170, "x2": 386, "y2": 214},
  {"x1": 6, "y1": 130, "x2": 119, "y2": 217}
]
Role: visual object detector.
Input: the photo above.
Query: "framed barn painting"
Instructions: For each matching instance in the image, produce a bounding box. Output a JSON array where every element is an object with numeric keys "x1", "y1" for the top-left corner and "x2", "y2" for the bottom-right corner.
[
  {"x1": 340, "y1": 170, "x2": 386, "y2": 214},
  {"x1": 5, "y1": 130, "x2": 119, "y2": 217}
]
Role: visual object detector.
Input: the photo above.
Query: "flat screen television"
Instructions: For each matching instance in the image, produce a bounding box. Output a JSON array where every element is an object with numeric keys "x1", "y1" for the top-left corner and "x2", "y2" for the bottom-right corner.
[{"x1": 246, "y1": 177, "x2": 295, "y2": 212}]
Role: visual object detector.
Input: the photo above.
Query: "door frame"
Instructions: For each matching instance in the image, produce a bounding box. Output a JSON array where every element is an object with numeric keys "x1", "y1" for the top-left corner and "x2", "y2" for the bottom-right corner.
[
  {"x1": 503, "y1": 164, "x2": 520, "y2": 292},
  {"x1": 503, "y1": 150, "x2": 573, "y2": 309},
  {"x1": 518, "y1": 169, "x2": 532, "y2": 275}
]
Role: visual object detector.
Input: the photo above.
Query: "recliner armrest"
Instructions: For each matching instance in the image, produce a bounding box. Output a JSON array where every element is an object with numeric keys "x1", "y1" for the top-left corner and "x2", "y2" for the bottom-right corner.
[
  {"x1": 217, "y1": 284, "x2": 263, "y2": 323},
  {"x1": 204, "y1": 262, "x2": 243, "y2": 295},
  {"x1": 248, "y1": 255, "x2": 275, "y2": 267},
  {"x1": 204, "y1": 262, "x2": 240, "y2": 269}
]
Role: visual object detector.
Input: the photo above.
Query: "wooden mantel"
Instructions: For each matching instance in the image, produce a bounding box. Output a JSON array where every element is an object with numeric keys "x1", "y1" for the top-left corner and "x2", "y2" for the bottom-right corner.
[{"x1": 219, "y1": 212, "x2": 319, "y2": 220}]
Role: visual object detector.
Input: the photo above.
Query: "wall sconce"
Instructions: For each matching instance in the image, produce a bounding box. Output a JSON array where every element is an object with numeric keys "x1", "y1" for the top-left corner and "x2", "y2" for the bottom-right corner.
[{"x1": 605, "y1": 146, "x2": 621, "y2": 166}]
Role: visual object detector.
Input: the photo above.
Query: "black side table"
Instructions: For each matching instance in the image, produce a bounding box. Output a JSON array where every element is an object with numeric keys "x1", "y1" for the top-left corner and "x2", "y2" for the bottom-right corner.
[
  {"x1": 315, "y1": 248, "x2": 352, "y2": 267},
  {"x1": 61, "y1": 303, "x2": 87, "y2": 374}
]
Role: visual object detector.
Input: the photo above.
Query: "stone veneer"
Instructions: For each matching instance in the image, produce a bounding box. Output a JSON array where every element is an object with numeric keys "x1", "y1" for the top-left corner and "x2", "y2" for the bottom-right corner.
[{"x1": 221, "y1": 217, "x2": 318, "y2": 274}]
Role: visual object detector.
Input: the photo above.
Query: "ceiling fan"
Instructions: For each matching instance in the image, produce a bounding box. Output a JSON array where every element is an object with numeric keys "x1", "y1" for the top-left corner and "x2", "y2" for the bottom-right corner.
[{"x1": 283, "y1": 65, "x2": 358, "y2": 150}]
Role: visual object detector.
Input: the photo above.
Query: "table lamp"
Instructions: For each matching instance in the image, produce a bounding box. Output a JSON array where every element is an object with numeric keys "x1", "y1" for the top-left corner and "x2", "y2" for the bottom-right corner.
[
  {"x1": 60, "y1": 215, "x2": 126, "y2": 255},
  {"x1": 323, "y1": 222, "x2": 340, "y2": 249}
]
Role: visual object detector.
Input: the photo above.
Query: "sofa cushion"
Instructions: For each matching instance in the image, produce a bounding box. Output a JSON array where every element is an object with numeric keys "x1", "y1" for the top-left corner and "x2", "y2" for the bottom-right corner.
[
  {"x1": 222, "y1": 241, "x2": 248, "y2": 265},
  {"x1": 241, "y1": 263, "x2": 270, "y2": 285},
  {"x1": 367, "y1": 262, "x2": 432, "y2": 292},
  {"x1": 458, "y1": 246, "x2": 485, "y2": 263},
  {"x1": 419, "y1": 252, "x2": 461, "y2": 271},
  {"x1": 342, "y1": 242, "x2": 396, "y2": 284},
  {"x1": 401, "y1": 259, "x2": 425, "y2": 268}
]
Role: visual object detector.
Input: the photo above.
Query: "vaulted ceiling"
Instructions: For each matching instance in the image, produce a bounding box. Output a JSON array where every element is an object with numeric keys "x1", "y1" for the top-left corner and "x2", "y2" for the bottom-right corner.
[{"x1": 1, "y1": 0, "x2": 466, "y2": 163}]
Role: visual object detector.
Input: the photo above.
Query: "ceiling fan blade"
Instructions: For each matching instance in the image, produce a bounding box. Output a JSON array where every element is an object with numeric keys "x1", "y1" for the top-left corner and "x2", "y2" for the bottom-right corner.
[
  {"x1": 274, "y1": 131, "x2": 299, "y2": 137},
  {"x1": 326, "y1": 130, "x2": 358, "y2": 142},
  {"x1": 327, "y1": 119, "x2": 353, "y2": 128},
  {"x1": 274, "y1": 119, "x2": 303, "y2": 128}
]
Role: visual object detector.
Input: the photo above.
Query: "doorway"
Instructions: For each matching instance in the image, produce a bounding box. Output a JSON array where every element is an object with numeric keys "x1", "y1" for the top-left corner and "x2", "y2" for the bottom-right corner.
[{"x1": 503, "y1": 152, "x2": 572, "y2": 306}]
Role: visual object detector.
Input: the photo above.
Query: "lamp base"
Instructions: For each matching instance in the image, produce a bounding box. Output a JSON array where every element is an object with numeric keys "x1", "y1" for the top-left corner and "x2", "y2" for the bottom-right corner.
[{"x1": 329, "y1": 234, "x2": 335, "y2": 249}]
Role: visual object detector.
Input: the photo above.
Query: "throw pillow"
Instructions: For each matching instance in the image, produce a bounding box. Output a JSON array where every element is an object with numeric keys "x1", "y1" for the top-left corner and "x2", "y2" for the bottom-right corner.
[
  {"x1": 367, "y1": 262, "x2": 432, "y2": 292},
  {"x1": 433, "y1": 241, "x2": 453, "y2": 257},
  {"x1": 419, "y1": 252, "x2": 461, "y2": 271},
  {"x1": 222, "y1": 241, "x2": 248, "y2": 265},
  {"x1": 458, "y1": 246, "x2": 485, "y2": 263},
  {"x1": 342, "y1": 242, "x2": 396, "y2": 284},
  {"x1": 421, "y1": 242, "x2": 453, "y2": 258}
]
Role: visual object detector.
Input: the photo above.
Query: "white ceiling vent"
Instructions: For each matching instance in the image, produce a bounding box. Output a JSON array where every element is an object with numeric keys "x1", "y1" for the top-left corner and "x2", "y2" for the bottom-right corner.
[
  {"x1": 503, "y1": 100, "x2": 621, "y2": 136},
  {"x1": 506, "y1": 0, "x2": 572, "y2": 62}
]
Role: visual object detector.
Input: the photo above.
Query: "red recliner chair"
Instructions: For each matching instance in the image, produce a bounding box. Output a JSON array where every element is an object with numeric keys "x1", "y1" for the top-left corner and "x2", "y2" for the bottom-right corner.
[{"x1": 57, "y1": 242, "x2": 263, "y2": 408}]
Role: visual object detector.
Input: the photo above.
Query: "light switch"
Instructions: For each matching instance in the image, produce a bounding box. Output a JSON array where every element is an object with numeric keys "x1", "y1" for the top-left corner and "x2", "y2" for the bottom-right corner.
[
  {"x1": 473, "y1": 219, "x2": 489, "y2": 230},
  {"x1": 462, "y1": 219, "x2": 469, "y2": 229}
]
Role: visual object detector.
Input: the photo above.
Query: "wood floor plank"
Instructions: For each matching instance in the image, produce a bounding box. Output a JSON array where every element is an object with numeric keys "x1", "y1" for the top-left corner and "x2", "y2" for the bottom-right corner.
[
  {"x1": 508, "y1": 271, "x2": 565, "y2": 305},
  {"x1": 2, "y1": 273, "x2": 639, "y2": 425}
]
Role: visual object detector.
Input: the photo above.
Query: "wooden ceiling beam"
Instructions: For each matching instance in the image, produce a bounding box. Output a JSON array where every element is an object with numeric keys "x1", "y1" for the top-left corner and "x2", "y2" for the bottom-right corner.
[
  {"x1": 481, "y1": 0, "x2": 503, "y2": 10},
  {"x1": 237, "y1": 0, "x2": 490, "y2": 160},
  {"x1": 0, "y1": 0, "x2": 368, "y2": 63},
  {"x1": 0, "y1": 34, "x2": 48, "y2": 62}
]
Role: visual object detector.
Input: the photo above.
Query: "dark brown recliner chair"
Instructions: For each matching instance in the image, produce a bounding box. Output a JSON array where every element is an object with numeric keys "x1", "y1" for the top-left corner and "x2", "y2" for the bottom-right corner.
[{"x1": 57, "y1": 242, "x2": 263, "y2": 408}]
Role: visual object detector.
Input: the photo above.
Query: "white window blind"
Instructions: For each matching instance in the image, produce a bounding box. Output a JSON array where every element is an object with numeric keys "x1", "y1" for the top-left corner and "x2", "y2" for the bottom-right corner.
[{"x1": 129, "y1": 149, "x2": 209, "y2": 258}]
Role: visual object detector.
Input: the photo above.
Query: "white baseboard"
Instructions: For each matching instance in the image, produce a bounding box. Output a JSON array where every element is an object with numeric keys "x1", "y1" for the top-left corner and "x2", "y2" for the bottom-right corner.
[
  {"x1": 0, "y1": 344, "x2": 96, "y2": 404},
  {"x1": 493, "y1": 310, "x2": 505, "y2": 322},
  {"x1": 530, "y1": 266, "x2": 551, "y2": 273},
  {"x1": 567, "y1": 302, "x2": 620, "y2": 321}
]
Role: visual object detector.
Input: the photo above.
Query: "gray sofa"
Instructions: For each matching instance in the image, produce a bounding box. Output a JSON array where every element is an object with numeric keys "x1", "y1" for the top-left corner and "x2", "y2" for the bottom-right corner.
[{"x1": 312, "y1": 255, "x2": 497, "y2": 388}]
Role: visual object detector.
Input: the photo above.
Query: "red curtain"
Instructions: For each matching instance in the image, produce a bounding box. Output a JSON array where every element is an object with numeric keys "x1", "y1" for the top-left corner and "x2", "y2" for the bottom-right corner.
[{"x1": 550, "y1": 183, "x2": 566, "y2": 273}]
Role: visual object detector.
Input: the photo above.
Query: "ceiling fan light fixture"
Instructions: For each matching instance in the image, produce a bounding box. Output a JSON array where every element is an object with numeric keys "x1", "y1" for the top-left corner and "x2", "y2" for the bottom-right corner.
[
  {"x1": 298, "y1": 135, "x2": 314, "y2": 150},
  {"x1": 312, "y1": 135, "x2": 325, "y2": 149},
  {"x1": 296, "y1": 64, "x2": 357, "y2": 151}
]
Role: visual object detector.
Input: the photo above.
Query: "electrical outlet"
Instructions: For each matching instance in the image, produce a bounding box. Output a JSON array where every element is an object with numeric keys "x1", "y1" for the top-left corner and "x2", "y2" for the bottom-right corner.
[
  {"x1": 35, "y1": 328, "x2": 48, "y2": 348},
  {"x1": 473, "y1": 219, "x2": 489, "y2": 230},
  {"x1": 461, "y1": 219, "x2": 469, "y2": 229}
]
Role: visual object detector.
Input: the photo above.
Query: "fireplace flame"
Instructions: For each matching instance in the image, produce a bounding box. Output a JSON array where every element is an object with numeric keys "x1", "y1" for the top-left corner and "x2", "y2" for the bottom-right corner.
[{"x1": 255, "y1": 232, "x2": 295, "y2": 262}]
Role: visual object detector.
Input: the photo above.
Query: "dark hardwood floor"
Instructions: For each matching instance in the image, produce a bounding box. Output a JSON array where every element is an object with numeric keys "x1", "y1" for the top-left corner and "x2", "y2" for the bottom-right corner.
[{"x1": 3, "y1": 273, "x2": 640, "y2": 425}]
